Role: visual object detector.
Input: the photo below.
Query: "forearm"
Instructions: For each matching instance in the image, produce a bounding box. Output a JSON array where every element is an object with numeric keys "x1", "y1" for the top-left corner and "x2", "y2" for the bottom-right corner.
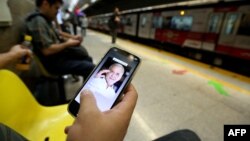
[
  {"x1": 59, "y1": 31, "x2": 83, "y2": 43},
  {"x1": 0, "y1": 52, "x2": 15, "y2": 68},
  {"x1": 42, "y1": 42, "x2": 70, "y2": 56},
  {"x1": 59, "y1": 31, "x2": 74, "y2": 39}
]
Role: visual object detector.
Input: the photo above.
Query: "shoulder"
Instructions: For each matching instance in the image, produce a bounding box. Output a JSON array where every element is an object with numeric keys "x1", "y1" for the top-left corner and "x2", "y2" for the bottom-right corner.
[{"x1": 26, "y1": 12, "x2": 47, "y2": 25}]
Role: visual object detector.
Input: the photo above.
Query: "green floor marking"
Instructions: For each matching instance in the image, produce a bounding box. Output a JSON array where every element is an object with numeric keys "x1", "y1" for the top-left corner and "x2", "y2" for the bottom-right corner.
[{"x1": 208, "y1": 80, "x2": 229, "y2": 96}]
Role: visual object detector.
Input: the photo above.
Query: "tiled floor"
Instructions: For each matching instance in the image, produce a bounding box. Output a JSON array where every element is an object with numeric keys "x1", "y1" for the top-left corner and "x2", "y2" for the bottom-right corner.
[{"x1": 67, "y1": 29, "x2": 250, "y2": 141}]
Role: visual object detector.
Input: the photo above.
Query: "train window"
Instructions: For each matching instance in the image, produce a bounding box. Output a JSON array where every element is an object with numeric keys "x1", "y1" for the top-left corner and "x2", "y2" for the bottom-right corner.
[
  {"x1": 222, "y1": 13, "x2": 241, "y2": 35},
  {"x1": 207, "y1": 13, "x2": 223, "y2": 33},
  {"x1": 140, "y1": 15, "x2": 147, "y2": 28},
  {"x1": 152, "y1": 16, "x2": 162, "y2": 28},
  {"x1": 162, "y1": 17, "x2": 172, "y2": 29},
  {"x1": 121, "y1": 16, "x2": 126, "y2": 25},
  {"x1": 104, "y1": 18, "x2": 107, "y2": 24},
  {"x1": 126, "y1": 17, "x2": 133, "y2": 26},
  {"x1": 170, "y1": 16, "x2": 193, "y2": 31},
  {"x1": 237, "y1": 13, "x2": 250, "y2": 36}
]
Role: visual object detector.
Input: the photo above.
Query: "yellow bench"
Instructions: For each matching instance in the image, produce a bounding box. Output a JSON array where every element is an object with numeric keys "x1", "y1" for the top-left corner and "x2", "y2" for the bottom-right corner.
[
  {"x1": 0, "y1": 70, "x2": 74, "y2": 141},
  {"x1": 32, "y1": 55, "x2": 67, "y2": 104}
]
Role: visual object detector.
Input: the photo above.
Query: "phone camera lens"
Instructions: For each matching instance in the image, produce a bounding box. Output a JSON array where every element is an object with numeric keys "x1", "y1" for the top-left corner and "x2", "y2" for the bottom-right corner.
[{"x1": 128, "y1": 55, "x2": 134, "y2": 60}]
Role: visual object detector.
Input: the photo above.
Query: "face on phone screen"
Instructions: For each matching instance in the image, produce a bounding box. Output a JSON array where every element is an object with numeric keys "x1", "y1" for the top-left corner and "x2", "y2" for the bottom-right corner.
[{"x1": 70, "y1": 48, "x2": 140, "y2": 114}]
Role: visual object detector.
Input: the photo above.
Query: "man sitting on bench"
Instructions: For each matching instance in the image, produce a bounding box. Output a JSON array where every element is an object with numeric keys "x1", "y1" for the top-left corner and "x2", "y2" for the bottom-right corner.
[{"x1": 25, "y1": 0, "x2": 95, "y2": 79}]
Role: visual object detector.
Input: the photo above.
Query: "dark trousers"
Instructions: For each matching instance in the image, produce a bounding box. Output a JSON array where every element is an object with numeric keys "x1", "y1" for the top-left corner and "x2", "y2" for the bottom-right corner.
[
  {"x1": 42, "y1": 46, "x2": 95, "y2": 79},
  {"x1": 0, "y1": 123, "x2": 28, "y2": 141},
  {"x1": 0, "y1": 125, "x2": 201, "y2": 141},
  {"x1": 153, "y1": 129, "x2": 201, "y2": 141},
  {"x1": 110, "y1": 28, "x2": 117, "y2": 43},
  {"x1": 73, "y1": 24, "x2": 77, "y2": 35}
]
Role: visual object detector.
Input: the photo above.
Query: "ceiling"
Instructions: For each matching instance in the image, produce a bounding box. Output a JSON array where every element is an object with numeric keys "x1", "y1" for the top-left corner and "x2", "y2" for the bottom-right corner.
[
  {"x1": 81, "y1": 0, "x2": 187, "y2": 16},
  {"x1": 78, "y1": 0, "x2": 246, "y2": 17}
]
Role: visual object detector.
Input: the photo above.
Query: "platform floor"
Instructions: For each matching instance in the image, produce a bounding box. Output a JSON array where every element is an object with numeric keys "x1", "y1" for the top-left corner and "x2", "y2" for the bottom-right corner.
[{"x1": 69, "y1": 29, "x2": 250, "y2": 141}]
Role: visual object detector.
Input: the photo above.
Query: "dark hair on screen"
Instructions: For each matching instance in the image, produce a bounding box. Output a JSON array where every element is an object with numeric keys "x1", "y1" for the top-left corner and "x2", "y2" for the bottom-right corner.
[{"x1": 36, "y1": 0, "x2": 63, "y2": 7}]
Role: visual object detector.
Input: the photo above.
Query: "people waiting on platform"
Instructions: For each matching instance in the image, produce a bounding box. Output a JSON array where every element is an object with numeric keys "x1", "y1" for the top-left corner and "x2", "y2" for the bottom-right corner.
[
  {"x1": 25, "y1": 0, "x2": 95, "y2": 79},
  {"x1": 64, "y1": 9, "x2": 79, "y2": 35},
  {"x1": 80, "y1": 13, "x2": 88, "y2": 37}
]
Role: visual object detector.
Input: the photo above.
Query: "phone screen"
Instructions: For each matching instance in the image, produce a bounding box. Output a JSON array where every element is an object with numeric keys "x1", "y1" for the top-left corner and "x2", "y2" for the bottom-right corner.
[{"x1": 68, "y1": 47, "x2": 140, "y2": 116}]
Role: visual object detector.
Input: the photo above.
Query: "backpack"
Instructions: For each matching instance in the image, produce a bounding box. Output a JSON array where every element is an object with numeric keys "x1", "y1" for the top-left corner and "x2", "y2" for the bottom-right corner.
[{"x1": 19, "y1": 11, "x2": 44, "y2": 43}]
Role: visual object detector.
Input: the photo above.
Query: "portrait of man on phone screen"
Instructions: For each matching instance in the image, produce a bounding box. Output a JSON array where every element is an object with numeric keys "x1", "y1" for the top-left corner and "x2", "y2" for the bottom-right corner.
[
  {"x1": 85, "y1": 62, "x2": 125, "y2": 99},
  {"x1": 75, "y1": 57, "x2": 130, "y2": 111}
]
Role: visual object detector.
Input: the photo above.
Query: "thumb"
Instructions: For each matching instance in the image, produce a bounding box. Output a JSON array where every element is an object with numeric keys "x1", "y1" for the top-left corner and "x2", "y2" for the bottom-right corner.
[{"x1": 78, "y1": 90, "x2": 99, "y2": 115}]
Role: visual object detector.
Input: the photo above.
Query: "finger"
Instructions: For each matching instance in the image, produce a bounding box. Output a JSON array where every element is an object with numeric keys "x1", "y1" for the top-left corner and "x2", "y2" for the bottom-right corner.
[
  {"x1": 78, "y1": 90, "x2": 99, "y2": 115},
  {"x1": 24, "y1": 50, "x2": 32, "y2": 60},
  {"x1": 102, "y1": 69, "x2": 110, "y2": 73},
  {"x1": 64, "y1": 126, "x2": 71, "y2": 134},
  {"x1": 96, "y1": 70, "x2": 109, "y2": 77},
  {"x1": 113, "y1": 84, "x2": 138, "y2": 114},
  {"x1": 26, "y1": 57, "x2": 31, "y2": 63},
  {"x1": 27, "y1": 50, "x2": 33, "y2": 57},
  {"x1": 74, "y1": 40, "x2": 80, "y2": 44}
]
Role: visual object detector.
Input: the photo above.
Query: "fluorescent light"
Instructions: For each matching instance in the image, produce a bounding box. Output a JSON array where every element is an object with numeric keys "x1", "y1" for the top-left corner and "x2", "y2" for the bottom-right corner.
[{"x1": 80, "y1": 3, "x2": 90, "y2": 10}]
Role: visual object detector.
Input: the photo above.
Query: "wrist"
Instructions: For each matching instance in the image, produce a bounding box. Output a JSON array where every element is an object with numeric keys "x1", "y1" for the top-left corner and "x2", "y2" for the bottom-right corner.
[
  {"x1": 8, "y1": 50, "x2": 19, "y2": 60},
  {"x1": 62, "y1": 42, "x2": 71, "y2": 48}
]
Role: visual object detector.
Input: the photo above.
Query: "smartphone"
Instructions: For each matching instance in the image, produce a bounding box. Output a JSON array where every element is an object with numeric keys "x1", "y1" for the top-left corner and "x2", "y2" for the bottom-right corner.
[{"x1": 68, "y1": 47, "x2": 141, "y2": 117}]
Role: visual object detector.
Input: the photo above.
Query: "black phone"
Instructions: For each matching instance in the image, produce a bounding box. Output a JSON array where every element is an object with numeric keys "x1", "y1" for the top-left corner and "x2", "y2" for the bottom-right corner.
[{"x1": 68, "y1": 47, "x2": 141, "y2": 117}]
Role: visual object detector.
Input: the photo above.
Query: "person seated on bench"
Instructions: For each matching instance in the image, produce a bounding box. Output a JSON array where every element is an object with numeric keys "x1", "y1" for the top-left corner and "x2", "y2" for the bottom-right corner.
[{"x1": 25, "y1": 0, "x2": 95, "y2": 79}]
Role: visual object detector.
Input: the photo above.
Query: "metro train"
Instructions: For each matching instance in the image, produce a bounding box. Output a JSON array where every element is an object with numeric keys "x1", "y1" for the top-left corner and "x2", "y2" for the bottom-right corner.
[{"x1": 88, "y1": 1, "x2": 250, "y2": 76}]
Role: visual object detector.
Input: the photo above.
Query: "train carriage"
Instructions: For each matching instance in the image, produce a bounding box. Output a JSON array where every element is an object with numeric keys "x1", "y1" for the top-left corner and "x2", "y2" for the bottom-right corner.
[{"x1": 88, "y1": 1, "x2": 250, "y2": 76}]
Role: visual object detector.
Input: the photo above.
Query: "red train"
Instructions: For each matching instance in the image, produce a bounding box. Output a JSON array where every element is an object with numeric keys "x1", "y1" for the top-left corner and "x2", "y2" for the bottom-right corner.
[{"x1": 88, "y1": 1, "x2": 250, "y2": 76}]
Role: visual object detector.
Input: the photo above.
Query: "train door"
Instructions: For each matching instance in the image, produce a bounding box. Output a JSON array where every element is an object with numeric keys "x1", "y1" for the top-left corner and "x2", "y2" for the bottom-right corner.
[
  {"x1": 123, "y1": 14, "x2": 138, "y2": 36},
  {"x1": 217, "y1": 5, "x2": 250, "y2": 60},
  {"x1": 138, "y1": 13, "x2": 153, "y2": 39},
  {"x1": 202, "y1": 13, "x2": 224, "y2": 51},
  {"x1": 218, "y1": 12, "x2": 242, "y2": 47},
  {"x1": 207, "y1": 13, "x2": 224, "y2": 33},
  {"x1": 149, "y1": 12, "x2": 162, "y2": 39}
]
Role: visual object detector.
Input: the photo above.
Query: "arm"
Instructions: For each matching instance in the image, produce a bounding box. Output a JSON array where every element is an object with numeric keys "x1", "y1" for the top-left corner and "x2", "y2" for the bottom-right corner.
[
  {"x1": 59, "y1": 31, "x2": 74, "y2": 39},
  {"x1": 65, "y1": 84, "x2": 138, "y2": 141},
  {"x1": 27, "y1": 16, "x2": 81, "y2": 56},
  {"x1": 0, "y1": 52, "x2": 16, "y2": 68},
  {"x1": 41, "y1": 38, "x2": 80, "y2": 56},
  {"x1": 0, "y1": 45, "x2": 32, "y2": 68},
  {"x1": 59, "y1": 31, "x2": 83, "y2": 43}
]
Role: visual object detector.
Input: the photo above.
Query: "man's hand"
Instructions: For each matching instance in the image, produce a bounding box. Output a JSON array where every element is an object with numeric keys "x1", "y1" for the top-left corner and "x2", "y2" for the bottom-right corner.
[
  {"x1": 72, "y1": 35, "x2": 83, "y2": 43},
  {"x1": 66, "y1": 38, "x2": 81, "y2": 47},
  {"x1": 65, "y1": 84, "x2": 138, "y2": 141},
  {"x1": 95, "y1": 69, "x2": 110, "y2": 78},
  {"x1": 9, "y1": 45, "x2": 32, "y2": 61}
]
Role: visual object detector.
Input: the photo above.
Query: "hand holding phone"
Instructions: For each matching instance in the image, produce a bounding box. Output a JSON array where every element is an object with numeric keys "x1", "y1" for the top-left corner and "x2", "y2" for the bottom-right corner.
[
  {"x1": 65, "y1": 84, "x2": 138, "y2": 141},
  {"x1": 68, "y1": 47, "x2": 141, "y2": 117}
]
